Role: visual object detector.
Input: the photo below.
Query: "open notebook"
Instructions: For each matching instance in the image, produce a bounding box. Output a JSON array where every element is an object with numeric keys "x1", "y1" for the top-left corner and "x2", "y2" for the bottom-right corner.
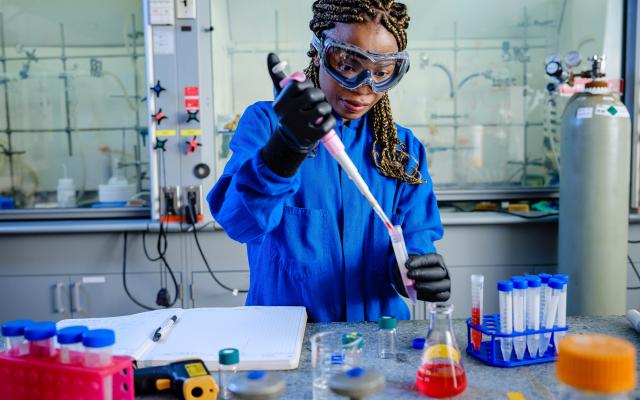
[{"x1": 57, "y1": 306, "x2": 307, "y2": 371}]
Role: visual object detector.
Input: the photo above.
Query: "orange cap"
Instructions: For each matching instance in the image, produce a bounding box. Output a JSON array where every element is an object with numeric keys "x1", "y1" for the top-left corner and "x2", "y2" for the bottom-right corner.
[{"x1": 556, "y1": 334, "x2": 636, "y2": 394}]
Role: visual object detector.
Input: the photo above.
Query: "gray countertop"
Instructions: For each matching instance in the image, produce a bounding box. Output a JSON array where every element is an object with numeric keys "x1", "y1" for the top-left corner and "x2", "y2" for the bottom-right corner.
[{"x1": 135, "y1": 316, "x2": 639, "y2": 399}]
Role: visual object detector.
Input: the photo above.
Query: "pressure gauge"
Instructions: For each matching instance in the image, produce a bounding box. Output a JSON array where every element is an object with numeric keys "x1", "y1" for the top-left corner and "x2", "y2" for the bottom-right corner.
[
  {"x1": 544, "y1": 53, "x2": 561, "y2": 65},
  {"x1": 564, "y1": 51, "x2": 582, "y2": 68},
  {"x1": 545, "y1": 61, "x2": 562, "y2": 78}
]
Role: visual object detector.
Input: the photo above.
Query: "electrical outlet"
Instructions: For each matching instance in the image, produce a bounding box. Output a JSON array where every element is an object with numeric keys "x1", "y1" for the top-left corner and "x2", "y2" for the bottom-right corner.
[
  {"x1": 161, "y1": 186, "x2": 181, "y2": 219},
  {"x1": 183, "y1": 185, "x2": 202, "y2": 223}
]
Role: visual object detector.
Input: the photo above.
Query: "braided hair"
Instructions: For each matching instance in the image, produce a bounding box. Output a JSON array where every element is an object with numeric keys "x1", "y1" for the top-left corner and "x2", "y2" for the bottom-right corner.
[{"x1": 304, "y1": 0, "x2": 424, "y2": 184}]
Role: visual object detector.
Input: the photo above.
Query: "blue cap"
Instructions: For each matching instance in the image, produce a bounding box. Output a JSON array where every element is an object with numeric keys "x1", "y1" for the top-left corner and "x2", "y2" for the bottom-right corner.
[
  {"x1": 548, "y1": 278, "x2": 564, "y2": 290},
  {"x1": 82, "y1": 329, "x2": 115, "y2": 348},
  {"x1": 497, "y1": 280, "x2": 513, "y2": 292},
  {"x1": 412, "y1": 337, "x2": 426, "y2": 349},
  {"x1": 538, "y1": 273, "x2": 552, "y2": 283},
  {"x1": 24, "y1": 322, "x2": 56, "y2": 341},
  {"x1": 511, "y1": 276, "x2": 525, "y2": 281},
  {"x1": 512, "y1": 279, "x2": 528, "y2": 289},
  {"x1": 346, "y1": 368, "x2": 365, "y2": 378},
  {"x1": 57, "y1": 326, "x2": 89, "y2": 345},
  {"x1": 247, "y1": 371, "x2": 266, "y2": 380},
  {"x1": 553, "y1": 274, "x2": 569, "y2": 284},
  {"x1": 525, "y1": 275, "x2": 541, "y2": 288},
  {"x1": 1, "y1": 319, "x2": 33, "y2": 337}
]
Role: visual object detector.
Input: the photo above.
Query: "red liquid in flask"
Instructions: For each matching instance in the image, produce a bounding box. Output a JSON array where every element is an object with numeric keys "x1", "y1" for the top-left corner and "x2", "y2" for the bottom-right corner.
[
  {"x1": 416, "y1": 362, "x2": 467, "y2": 398},
  {"x1": 471, "y1": 306, "x2": 481, "y2": 351}
]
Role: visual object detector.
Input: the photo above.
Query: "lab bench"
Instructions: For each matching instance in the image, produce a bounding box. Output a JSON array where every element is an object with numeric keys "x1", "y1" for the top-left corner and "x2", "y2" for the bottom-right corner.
[{"x1": 139, "y1": 315, "x2": 640, "y2": 399}]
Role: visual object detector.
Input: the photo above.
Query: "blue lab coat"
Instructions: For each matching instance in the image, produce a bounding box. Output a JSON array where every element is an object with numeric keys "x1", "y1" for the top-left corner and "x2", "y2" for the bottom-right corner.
[{"x1": 208, "y1": 101, "x2": 443, "y2": 322}]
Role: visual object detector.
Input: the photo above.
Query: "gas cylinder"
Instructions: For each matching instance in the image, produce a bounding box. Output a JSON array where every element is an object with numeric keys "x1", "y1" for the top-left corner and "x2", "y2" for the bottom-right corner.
[{"x1": 558, "y1": 57, "x2": 630, "y2": 315}]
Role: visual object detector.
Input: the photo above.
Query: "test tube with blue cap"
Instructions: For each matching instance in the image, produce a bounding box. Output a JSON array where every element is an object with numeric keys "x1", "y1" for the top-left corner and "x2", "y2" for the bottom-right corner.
[
  {"x1": 1, "y1": 319, "x2": 32, "y2": 356},
  {"x1": 553, "y1": 274, "x2": 569, "y2": 351},
  {"x1": 57, "y1": 325, "x2": 88, "y2": 364},
  {"x1": 524, "y1": 275, "x2": 541, "y2": 358},
  {"x1": 24, "y1": 321, "x2": 56, "y2": 358},
  {"x1": 83, "y1": 329, "x2": 115, "y2": 400},
  {"x1": 511, "y1": 276, "x2": 527, "y2": 360},
  {"x1": 538, "y1": 273, "x2": 553, "y2": 337},
  {"x1": 497, "y1": 280, "x2": 513, "y2": 362},
  {"x1": 539, "y1": 277, "x2": 563, "y2": 356}
]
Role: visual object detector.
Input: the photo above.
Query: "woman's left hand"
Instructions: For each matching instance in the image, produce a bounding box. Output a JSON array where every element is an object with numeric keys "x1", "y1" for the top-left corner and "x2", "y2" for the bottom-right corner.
[{"x1": 393, "y1": 253, "x2": 451, "y2": 302}]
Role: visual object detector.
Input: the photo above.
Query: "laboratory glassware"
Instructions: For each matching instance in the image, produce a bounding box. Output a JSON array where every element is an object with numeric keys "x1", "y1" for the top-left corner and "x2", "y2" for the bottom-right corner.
[
  {"x1": 498, "y1": 280, "x2": 513, "y2": 362},
  {"x1": 470, "y1": 274, "x2": 484, "y2": 351}
]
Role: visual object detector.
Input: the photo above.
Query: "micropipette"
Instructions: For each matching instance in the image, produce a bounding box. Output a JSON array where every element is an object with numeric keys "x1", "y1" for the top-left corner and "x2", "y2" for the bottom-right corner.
[
  {"x1": 270, "y1": 56, "x2": 416, "y2": 303},
  {"x1": 511, "y1": 277, "x2": 527, "y2": 360}
]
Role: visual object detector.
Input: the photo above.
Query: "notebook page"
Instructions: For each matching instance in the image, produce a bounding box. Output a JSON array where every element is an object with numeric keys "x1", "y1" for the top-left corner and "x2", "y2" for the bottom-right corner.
[
  {"x1": 142, "y1": 306, "x2": 307, "y2": 370},
  {"x1": 56, "y1": 308, "x2": 183, "y2": 359}
]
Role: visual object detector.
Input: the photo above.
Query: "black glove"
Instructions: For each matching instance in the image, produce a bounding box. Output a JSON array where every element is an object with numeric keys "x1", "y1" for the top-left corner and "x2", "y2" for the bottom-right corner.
[
  {"x1": 393, "y1": 253, "x2": 451, "y2": 302},
  {"x1": 260, "y1": 53, "x2": 336, "y2": 177}
]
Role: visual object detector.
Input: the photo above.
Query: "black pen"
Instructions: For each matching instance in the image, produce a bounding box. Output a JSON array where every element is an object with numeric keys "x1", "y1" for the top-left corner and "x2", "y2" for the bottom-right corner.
[{"x1": 153, "y1": 315, "x2": 178, "y2": 342}]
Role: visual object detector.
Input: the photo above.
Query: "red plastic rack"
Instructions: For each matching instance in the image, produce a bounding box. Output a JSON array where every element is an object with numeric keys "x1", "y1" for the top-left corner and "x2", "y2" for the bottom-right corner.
[{"x1": 0, "y1": 350, "x2": 134, "y2": 400}]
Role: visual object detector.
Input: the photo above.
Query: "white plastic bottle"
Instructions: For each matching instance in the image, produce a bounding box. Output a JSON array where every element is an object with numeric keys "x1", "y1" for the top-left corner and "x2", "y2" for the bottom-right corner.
[{"x1": 57, "y1": 176, "x2": 77, "y2": 207}]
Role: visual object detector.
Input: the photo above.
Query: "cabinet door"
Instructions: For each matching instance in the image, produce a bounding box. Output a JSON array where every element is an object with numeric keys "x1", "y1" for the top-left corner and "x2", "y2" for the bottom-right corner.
[
  {"x1": 191, "y1": 271, "x2": 249, "y2": 307},
  {"x1": 0, "y1": 276, "x2": 71, "y2": 321},
  {"x1": 69, "y1": 273, "x2": 183, "y2": 318}
]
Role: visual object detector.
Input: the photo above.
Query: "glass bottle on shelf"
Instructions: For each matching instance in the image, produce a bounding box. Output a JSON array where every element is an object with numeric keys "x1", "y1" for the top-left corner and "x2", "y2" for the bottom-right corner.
[{"x1": 416, "y1": 303, "x2": 467, "y2": 398}]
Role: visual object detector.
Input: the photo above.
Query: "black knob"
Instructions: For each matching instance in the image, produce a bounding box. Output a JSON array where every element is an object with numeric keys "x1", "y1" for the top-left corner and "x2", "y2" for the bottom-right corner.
[
  {"x1": 186, "y1": 109, "x2": 199, "y2": 123},
  {"x1": 151, "y1": 80, "x2": 166, "y2": 97}
]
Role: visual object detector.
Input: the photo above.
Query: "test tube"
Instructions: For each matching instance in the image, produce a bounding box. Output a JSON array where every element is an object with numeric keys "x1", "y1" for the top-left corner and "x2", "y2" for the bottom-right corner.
[
  {"x1": 538, "y1": 273, "x2": 552, "y2": 339},
  {"x1": 497, "y1": 280, "x2": 513, "y2": 362},
  {"x1": 83, "y1": 329, "x2": 115, "y2": 400},
  {"x1": 377, "y1": 316, "x2": 397, "y2": 359},
  {"x1": 219, "y1": 348, "x2": 240, "y2": 400},
  {"x1": 24, "y1": 321, "x2": 56, "y2": 358},
  {"x1": 470, "y1": 275, "x2": 484, "y2": 351},
  {"x1": 524, "y1": 275, "x2": 541, "y2": 358},
  {"x1": 553, "y1": 274, "x2": 569, "y2": 351},
  {"x1": 511, "y1": 277, "x2": 527, "y2": 360},
  {"x1": 57, "y1": 326, "x2": 88, "y2": 364},
  {"x1": 1, "y1": 319, "x2": 32, "y2": 356},
  {"x1": 539, "y1": 278, "x2": 563, "y2": 356}
]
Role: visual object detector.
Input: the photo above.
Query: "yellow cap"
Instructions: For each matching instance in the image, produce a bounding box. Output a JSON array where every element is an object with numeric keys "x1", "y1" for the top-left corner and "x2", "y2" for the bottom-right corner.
[{"x1": 556, "y1": 334, "x2": 636, "y2": 394}]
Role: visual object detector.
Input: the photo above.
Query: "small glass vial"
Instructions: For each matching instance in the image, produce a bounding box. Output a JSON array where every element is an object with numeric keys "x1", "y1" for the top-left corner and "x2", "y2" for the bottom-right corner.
[
  {"x1": 83, "y1": 329, "x2": 115, "y2": 400},
  {"x1": 342, "y1": 332, "x2": 363, "y2": 367},
  {"x1": 377, "y1": 315, "x2": 397, "y2": 359},
  {"x1": 557, "y1": 334, "x2": 635, "y2": 399},
  {"x1": 24, "y1": 321, "x2": 56, "y2": 358},
  {"x1": 1, "y1": 319, "x2": 32, "y2": 356},
  {"x1": 57, "y1": 326, "x2": 88, "y2": 364},
  {"x1": 219, "y1": 348, "x2": 239, "y2": 400}
]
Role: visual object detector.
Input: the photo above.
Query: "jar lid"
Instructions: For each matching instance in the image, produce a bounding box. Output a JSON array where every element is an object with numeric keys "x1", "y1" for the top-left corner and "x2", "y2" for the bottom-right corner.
[
  {"x1": 553, "y1": 274, "x2": 569, "y2": 284},
  {"x1": 1, "y1": 319, "x2": 33, "y2": 337},
  {"x1": 24, "y1": 321, "x2": 56, "y2": 341},
  {"x1": 57, "y1": 326, "x2": 89, "y2": 345},
  {"x1": 548, "y1": 278, "x2": 564, "y2": 290},
  {"x1": 378, "y1": 316, "x2": 397, "y2": 330},
  {"x1": 497, "y1": 280, "x2": 513, "y2": 292},
  {"x1": 219, "y1": 348, "x2": 240, "y2": 365},
  {"x1": 82, "y1": 329, "x2": 115, "y2": 348},
  {"x1": 538, "y1": 273, "x2": 552, "y2": 283},
  {"x1": 556, "y1": 334, "x2": 636, "y2": 393},
  {"x1": 512, "y1": 279, "x2": 528, "y2": 289},
  {"x1": 524, "y1": 275, "x2": 541, "y2": 288}
]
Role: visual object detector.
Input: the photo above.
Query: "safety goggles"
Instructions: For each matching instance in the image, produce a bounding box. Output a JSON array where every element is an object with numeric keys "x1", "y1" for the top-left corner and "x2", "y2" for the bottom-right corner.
[{"x1": 311, "y1": 34, "x2": 410, "y2": 93}]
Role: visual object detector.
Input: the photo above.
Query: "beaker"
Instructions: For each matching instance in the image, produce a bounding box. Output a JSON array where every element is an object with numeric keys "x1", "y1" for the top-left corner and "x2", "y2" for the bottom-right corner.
[
  {"x1": 416, "y1": 303, "x2": 467, "y2": 398},
  {"x1": 311, "y1": 331, "x2": 362, "y2": 400}
]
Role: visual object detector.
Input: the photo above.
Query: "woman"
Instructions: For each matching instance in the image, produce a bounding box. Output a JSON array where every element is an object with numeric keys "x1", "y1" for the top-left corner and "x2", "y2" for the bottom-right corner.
[{"x1": 208, "y1": 0, "x2": 450, "y2": 322}]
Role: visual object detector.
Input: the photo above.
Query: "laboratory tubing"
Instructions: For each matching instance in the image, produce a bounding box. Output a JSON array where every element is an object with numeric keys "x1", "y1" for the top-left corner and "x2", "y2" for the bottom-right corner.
[
  {"x1": 219, "y1": 348, "x2": 240, "y2": 400},
  {"x1": 497, "y1": 280, "x2": 513, "y2": 362},
  {"x1": 341, "y1": 332, "x2": 363, "y2": 367},
  {"x1": 1, "y1": 319, "x2": 32, "y2": 356},
  {"x1": 377, "y1": 316, "x2": 397, "y2": 359},
  {"x1": 556, "y1": 334, "x2": 636, "y2": 399},
  {"x1": 511, "y1": 277, "x2": 527, "y2": 360},
  {"x1": 83, "y1": 329, "x2": 116, "y2": 400},
  {"x1": 524, "y1": 275, "x2": 541, "y2": 358},
  {"x1": 24, "y1": 321, "x2": 56, "y2": 358},
  {"x1": 539, "y1": 278, "x2": 563, "y2": 356},
  {"x1": 553, "y1": 274, "x2": 569, "y2": 351},
  {"x1": 416, "y1": 303, "x2": 467, "y2": 398},
  {"x1": 538, "y1": 273, "x2": 553, "y2": 338},
  {"x1": 470, "y1": 275, "x2": 484, "y2": 351},
  {"x1": 57, "y1": 325, "x2": 88, "y2": 364}
]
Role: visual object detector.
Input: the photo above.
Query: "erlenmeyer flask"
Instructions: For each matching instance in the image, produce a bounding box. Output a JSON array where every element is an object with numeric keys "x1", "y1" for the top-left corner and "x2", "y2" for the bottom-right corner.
[{"x1": 416, "y1": 303, "x2": 467, "y2": 398}]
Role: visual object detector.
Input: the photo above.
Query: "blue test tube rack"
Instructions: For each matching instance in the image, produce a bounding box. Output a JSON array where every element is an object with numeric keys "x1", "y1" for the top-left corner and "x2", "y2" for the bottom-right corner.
[{"x1": 465, "y1": 314, "x2": 569, "y2": 367}]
